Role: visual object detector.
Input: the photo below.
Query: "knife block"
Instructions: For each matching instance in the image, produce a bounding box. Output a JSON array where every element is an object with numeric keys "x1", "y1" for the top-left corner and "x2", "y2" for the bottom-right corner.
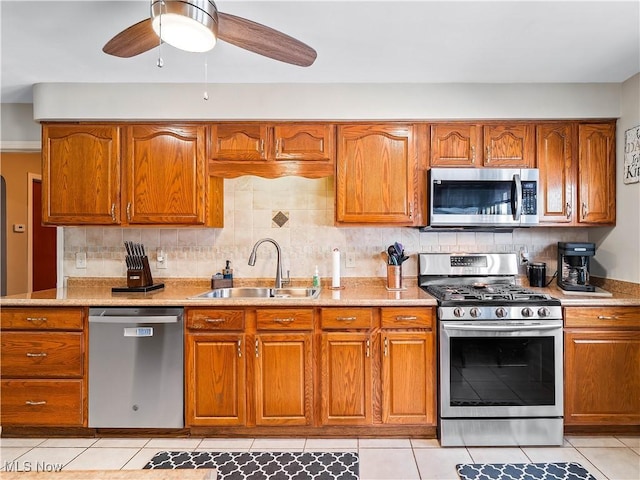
[{"x1": 127, "y1": 257, "x2": 154, "y2": 288}]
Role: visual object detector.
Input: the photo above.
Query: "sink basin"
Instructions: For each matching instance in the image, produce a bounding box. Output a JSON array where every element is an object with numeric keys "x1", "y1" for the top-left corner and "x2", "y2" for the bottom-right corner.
[{"x1": 190, "y1": 287, "x2": 320, "y2": 300}]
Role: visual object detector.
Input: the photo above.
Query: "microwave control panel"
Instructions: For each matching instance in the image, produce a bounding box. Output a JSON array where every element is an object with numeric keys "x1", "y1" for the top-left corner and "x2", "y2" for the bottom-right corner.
[{"x1": 522, "y1": 182, "x2": 537, "y2": 214}]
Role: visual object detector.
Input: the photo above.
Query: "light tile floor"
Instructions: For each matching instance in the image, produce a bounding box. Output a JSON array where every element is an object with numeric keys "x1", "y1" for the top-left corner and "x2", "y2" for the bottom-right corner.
[{"x1": 0, "y1": 436, "x2": 638, "y2": 480}]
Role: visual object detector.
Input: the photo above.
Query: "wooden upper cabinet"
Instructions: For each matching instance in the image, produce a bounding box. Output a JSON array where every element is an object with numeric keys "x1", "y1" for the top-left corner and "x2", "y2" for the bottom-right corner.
[
  {"x1": 483, "y1": 124, "x2": 535, "y2": 167},
  {"x1": 42, "y1": 124, "x2": 120, "y2": 225},
  {"x1": 578, "y1": 123, "x2": 616, "y2": 224},
  {"x1": 273, "y1": 124, "x2": 334, "y2": 162},
  {"x1": 123, "y1": 125, "x2": 206, "y2": 225},
  {"x1": 430, "y1": 124, "x2": 480, "y2": 167},
  {"x1": 209, "y1": 124, "x2": 268, "y2": 161},
  {"x1": 208, "y1": 123, "x2": 335, "y2": 178},
  {"x1": 537, "y1": 123, "x2": 574, "y2": 224},
  {"x1": 336, "y1": 124, "x2": 418, "y2": 225}
]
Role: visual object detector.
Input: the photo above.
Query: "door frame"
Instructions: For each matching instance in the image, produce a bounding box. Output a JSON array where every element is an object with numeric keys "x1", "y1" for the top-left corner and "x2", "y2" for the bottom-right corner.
[{"x1": 28, "y1": 173, "x2": 64, "y2": 291}]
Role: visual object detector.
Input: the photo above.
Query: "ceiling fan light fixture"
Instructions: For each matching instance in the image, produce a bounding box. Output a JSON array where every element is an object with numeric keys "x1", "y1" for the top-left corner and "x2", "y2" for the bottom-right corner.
[{"x1": 151, "y1": 0, "x2": 218, "y2": 53}]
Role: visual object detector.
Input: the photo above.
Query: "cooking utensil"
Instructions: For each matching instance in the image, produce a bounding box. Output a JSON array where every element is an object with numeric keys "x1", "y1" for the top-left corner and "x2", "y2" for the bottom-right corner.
[{"x1": 387, "y1": 245, "x2": 398, "y2": 265}]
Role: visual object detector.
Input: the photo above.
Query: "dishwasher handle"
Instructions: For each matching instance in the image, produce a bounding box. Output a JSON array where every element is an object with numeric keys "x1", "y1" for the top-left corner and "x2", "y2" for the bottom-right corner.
[{"x1": 89, "y1": 315, "x2": 180, "y2": 324}]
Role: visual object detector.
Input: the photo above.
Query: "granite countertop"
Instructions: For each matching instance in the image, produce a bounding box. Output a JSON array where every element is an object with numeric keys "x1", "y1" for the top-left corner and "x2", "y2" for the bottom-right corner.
[{"x1": 1, "y1": 277, "x2": 638, "y2": 308}]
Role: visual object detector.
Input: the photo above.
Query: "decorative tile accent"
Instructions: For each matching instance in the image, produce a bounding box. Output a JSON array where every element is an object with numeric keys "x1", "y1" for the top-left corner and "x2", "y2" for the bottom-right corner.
[{"x1": 272, "y1": 210, "x2": 290, "y2": 228}]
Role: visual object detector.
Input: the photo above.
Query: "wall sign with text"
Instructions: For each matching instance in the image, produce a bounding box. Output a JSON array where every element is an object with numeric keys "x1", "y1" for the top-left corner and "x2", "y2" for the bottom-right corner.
[{"x1": 624, "y1": 125, "x2": 640, "y2": 184}]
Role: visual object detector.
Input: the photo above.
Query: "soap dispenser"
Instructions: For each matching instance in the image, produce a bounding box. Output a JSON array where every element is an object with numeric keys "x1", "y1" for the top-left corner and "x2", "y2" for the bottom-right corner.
[{"x1": 312, "y1": 265, "x2": 321, "y2": 287}]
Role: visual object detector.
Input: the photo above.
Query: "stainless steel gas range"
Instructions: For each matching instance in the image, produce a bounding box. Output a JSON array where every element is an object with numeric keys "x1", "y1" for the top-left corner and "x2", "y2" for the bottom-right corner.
[{"x1": 418, "y1": 252, "x2": 563, "y2": 447}]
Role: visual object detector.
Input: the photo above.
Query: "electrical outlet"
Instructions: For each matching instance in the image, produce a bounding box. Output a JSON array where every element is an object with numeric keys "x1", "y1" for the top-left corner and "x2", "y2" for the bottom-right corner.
[
  {"x1": 346, "y1": 252, "x2": 356, "y2": 268},
  {"x1": 75, "y1": 252, "x2": 87, "y2": 269},
  {"x1": 157, "y1": 248, "x2": 167, "y2": 269},
  {"x1": 519, "y1": 248, "x2": 529, "y2": 265}
]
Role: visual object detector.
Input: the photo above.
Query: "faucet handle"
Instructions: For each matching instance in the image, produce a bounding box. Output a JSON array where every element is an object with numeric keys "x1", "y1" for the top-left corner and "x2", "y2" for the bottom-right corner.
[{"x1": 282, "y1": 269, "x2": 291, "y2": 286}]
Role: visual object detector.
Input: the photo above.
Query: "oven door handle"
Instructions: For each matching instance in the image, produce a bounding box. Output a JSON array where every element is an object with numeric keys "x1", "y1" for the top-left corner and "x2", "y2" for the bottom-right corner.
[{"x1": 443, "y1": 323, "x2": 560, "y2": 332}]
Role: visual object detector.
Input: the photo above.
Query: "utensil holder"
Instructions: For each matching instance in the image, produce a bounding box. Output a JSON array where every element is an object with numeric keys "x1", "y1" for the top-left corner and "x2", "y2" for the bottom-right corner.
[{"x1": 386, "y1": 264, "x2": 402, "y2": 290}]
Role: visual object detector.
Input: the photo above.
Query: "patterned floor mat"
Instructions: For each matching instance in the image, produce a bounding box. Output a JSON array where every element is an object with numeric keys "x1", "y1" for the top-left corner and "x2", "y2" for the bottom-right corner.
[
  {"x1": 144, "y1": 451, "x2": 359, "y2": 480},
  {"x1": 456, "y1": 462, "x2": 596, "y2": 480}
]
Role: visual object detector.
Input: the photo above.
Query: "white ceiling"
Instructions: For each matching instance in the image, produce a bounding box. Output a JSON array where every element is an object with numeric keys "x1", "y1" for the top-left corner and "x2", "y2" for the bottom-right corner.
[{"x1": 2, "y1": 0, "x2": 639, "y2": 104}]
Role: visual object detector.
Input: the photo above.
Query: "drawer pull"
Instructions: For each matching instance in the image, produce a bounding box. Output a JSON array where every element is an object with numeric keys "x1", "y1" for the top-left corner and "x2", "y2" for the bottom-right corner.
[
  {"x1": 26, "y1": 317, "x2": 48, "y2": 323},
  {"x1": 274, "y1": 318, "x2": 294, "y2": 324},
  {"x1": 205, "y1": 318, "x2": 227, "y2": 324},
  {"x1": 26, "y1": 352, "x2": 48, "y2": 357},
  {"x1": 597, "y1": 315, "x2": 619, "y2": 320},
  {"x1": 395, "y1": 315, "x2": 418, "y2": 321},
  {"x1": 336, "y1": 316, "x2": 357, "y2": 322},
  {"x1": 25, "y1": 401, "x2": 47, "y2": 406}
]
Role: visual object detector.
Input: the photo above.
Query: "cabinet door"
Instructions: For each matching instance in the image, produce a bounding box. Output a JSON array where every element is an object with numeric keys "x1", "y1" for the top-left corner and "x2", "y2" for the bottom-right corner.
[
  {"x1": 483, "y1": 124, "x2": 535, "y2": 167},
  {"x1": 123, "y1": 125, "x2": 206, "y2": 224},
  {"x1": 254, "y1": 333, "x2": 313, "y2": 426},
  {"x1": 381, "y1": 332, "x2": 435, "y2": 425},
  {"x1": 42, "y1": 124, "x2": 120, "y2": 225},
  {"x1": 430, "y1": 124, "x2": 480, "y2": 167},
  {"x1": 537, "y1": 123, "x2": 575, "y2": 224},
  {"x1": 578, "y1": 123, "x2": 616, "y2": 224},
  {"x1": 564, "y1": 329, "x2": 640, "y2": 426},
  {"x1": 209, "y1": 124, "x2": 268, "y2": 161},
  {"x1": 274, "y1": 124, "x2": 334, "y2": 162},
  {"x1": 185, "y1": 334, "x2": 246, "y2": 426},
  {"x1": 321, "y1": 332, "x2": 372, "y2": 425},
  {"x1": 336, "y1": 124, "x2": 417, "y2": 224}
]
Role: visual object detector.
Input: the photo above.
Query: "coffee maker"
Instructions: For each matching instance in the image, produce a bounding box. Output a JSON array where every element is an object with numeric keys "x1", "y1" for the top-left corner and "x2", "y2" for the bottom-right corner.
[{"x1": 557, "y1": 242, "x2": 596, "y2": 292}]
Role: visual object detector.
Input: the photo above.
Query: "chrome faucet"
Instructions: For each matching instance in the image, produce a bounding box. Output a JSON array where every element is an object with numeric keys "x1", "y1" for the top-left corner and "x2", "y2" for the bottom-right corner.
[{"x1": 248, "y1": 238, "x2": 290, "y2": 289}]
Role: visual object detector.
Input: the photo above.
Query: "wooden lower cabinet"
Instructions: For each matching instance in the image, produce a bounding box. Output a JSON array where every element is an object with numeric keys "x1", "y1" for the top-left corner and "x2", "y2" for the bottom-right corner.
[
  {"x1": 0, "y1": 307, "x2": 86, "y2": 427},
  {"x1": 255, "y1": 333, "x2": 313, "y2": 425},
  {"x1": 564, "y1": 307, "x2": 640, "y2": 428},
  {"x1": 186, "y1": 333, "x2": 246, "y2": 426},
  {"x1": 321, "y1": 332, "x2": 372, "y2": 425}
]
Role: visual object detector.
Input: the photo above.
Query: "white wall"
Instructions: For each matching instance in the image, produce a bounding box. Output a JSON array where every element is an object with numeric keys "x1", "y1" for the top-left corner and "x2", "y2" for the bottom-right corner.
[
  {"x1": 589, "y1": 73, "x2": 640, "y2": 284},
  {"x1": 0, "y1": 103, "x2": 40, "y2": 149}
]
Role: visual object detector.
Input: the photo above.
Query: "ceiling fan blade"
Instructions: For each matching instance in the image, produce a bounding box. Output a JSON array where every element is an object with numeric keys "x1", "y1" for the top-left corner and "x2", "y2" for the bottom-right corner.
[
  {"x1": 217, "y1": 12, "x2": 316, "y2": 67},
  {"x1": 103, "y1": 18, "x2": 159, "y2": 58}
]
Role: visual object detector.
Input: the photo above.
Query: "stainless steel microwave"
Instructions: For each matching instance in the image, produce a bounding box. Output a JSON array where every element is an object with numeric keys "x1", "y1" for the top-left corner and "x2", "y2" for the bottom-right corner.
[{"x1": 429, "y1": 168, "x2": 539, "y2": 227}]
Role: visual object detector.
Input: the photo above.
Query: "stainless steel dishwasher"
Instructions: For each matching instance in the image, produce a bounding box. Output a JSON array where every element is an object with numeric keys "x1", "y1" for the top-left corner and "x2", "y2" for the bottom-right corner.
[{"x1": 88, "y1": 307, "x2": 184, "y2": 428}]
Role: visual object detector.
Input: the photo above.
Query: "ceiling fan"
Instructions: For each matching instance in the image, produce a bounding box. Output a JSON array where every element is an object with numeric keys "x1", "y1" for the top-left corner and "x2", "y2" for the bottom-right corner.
[{"x1": 103, "y1": 0, "x2": 317, "y2": 67}]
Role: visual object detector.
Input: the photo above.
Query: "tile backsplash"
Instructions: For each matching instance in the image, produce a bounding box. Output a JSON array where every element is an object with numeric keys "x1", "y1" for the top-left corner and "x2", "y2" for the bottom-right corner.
[{"x1": 63, "y1": 176, "x2": 587, "y2": 282}]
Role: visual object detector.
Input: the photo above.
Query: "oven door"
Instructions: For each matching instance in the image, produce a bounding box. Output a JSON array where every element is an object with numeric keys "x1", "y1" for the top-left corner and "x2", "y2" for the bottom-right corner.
[{"x1": 440, "y1": 320, "x2": 563, "y2": 418}]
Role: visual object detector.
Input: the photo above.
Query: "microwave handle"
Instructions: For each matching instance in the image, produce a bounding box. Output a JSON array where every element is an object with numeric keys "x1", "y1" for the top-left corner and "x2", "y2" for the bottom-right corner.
[{"x1": 512, "y1": 174, "x2": 522, "y2": 221}]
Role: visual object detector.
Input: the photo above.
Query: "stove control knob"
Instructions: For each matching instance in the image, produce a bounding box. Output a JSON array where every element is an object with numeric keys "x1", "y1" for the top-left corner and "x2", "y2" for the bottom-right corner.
[
  {"x1": 470, "y1": 307, "x2": 481, "y2": 318},
  {"x1": 495, "y1": 307, "x2": 508, "y2": 318},
  {"x1": 538, "y1": 307, "x2": 550, "y2": 318},
  {"x1": 521, "y1": 307, "x2": 534, "y2": 318},
  {"x1": 453, "y1": 307, "x2": 465, "y2": 318}
]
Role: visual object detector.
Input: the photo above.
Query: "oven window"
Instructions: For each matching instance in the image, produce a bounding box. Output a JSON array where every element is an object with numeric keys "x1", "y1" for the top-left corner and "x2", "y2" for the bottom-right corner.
[{"x1": 449, "y1": 337, "x2": 555, "y2": 407}]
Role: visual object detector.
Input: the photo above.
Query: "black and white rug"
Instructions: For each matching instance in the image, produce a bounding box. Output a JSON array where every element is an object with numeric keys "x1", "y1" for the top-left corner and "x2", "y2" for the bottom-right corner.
[
  {"x1": 144, "y1": 451, "x2": 359, "y2": 480},
  {"x1": 456, "y1": 462, "x2": 596, "y2": 480}
]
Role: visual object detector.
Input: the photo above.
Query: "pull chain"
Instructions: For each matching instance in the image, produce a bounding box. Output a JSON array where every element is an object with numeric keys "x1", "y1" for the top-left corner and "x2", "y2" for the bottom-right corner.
[
  {"x1": 156, "y1": 0, "x2": 164, "y2": 68},
  {"x1": 203, "y1": 55, "x2": 209, "y2": 100}
]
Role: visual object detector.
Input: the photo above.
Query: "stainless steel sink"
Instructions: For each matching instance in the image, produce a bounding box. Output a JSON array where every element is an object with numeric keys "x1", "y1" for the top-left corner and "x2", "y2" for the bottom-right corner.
[{"x1": 189, "y1": 287, "x2": 320, "y2": 300}]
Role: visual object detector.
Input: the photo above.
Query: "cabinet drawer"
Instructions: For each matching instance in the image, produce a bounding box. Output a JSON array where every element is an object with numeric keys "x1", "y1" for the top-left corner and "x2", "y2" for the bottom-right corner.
[
  {"x1": 1, "y1": 308, "x2": 83, "y2": 330},
  {"x1": 1, "y1": 380, "x2": 84, "y2": 426},
  {"x1": 321, "y1": 308, "x2": 373, "y2": 329},
  {"x1": 381, "y1": 308, "x2": 434, "y2": 329},
  {"x1": 187, "y1": 309, "x2": 245, "y2": 330},
  {"x1": 564, "y1": 307, "x2": 640, "y2": 328},
  {"x1": 1, "y1": 332, "x2": 83, "y2": 378},
  {"x1": 256, "y1": 309, "x2": 314, "y2": 331}
]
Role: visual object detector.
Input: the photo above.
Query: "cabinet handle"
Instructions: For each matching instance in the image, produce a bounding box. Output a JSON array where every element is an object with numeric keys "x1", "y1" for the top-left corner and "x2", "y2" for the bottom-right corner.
[
  {"x1": 25, "y1": 401, "x2": 47, "y2": 406},
  {"x1": 470, "y1": 146, "x2": 476, "y2": 164},
  {"x1": 111, "y1": 203, "x2": 116, "y2": 222},
  {"x1": 409, "y1": 203, "x2": 413, "y2": 220},
  {"x1": 274, "y1": 318, "x2": 294, "y2": 324},
  {"x1": 336, "y1": 316, "x2": 356, "y2": 322},
  {"x1": 26, "y1": 352, "x2": 47, "y2": 357},
  {"x1": 259, "y1": 139, "x2": 265, "y2": 156},
  {"x1": 26, "y1": 317, "x2": 47, "y2": 323},
  {"x1": 237, "y1": 339, "x2": 242, "y2": 358},
  {"x1": 365, "y1": 339, "x2": 370, "y2": 358},
  {"x1": 597, "y1": 315, "x2": 619, "y2": 320},
  {"x1": 396, "y1": 315, "x2": 417, "y2": 321},
  {"x1": 566, "y1": 202, "x2": 572, "y2": 220},
  {"x1": 582, "y1": 202, "x2": 587, "y2": 218},
  {"x1": 204, "y1": 318, "x2": 226, "y2": 324},
  {"x1": 275, "y1": 139, "x2": 281, "y2": 153},
  {"x1": 255, "y1": 338, "x2": 259, "y2": 357},
  {"x1": 126, "y1": 202, "x2": 132, "y2": 222},
  {"x1": 486, "y1": 146, "x2": 491, "y2": 162},
  {"x1": 384, "y1": 337, "x2": 388, "y2": 357}
]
